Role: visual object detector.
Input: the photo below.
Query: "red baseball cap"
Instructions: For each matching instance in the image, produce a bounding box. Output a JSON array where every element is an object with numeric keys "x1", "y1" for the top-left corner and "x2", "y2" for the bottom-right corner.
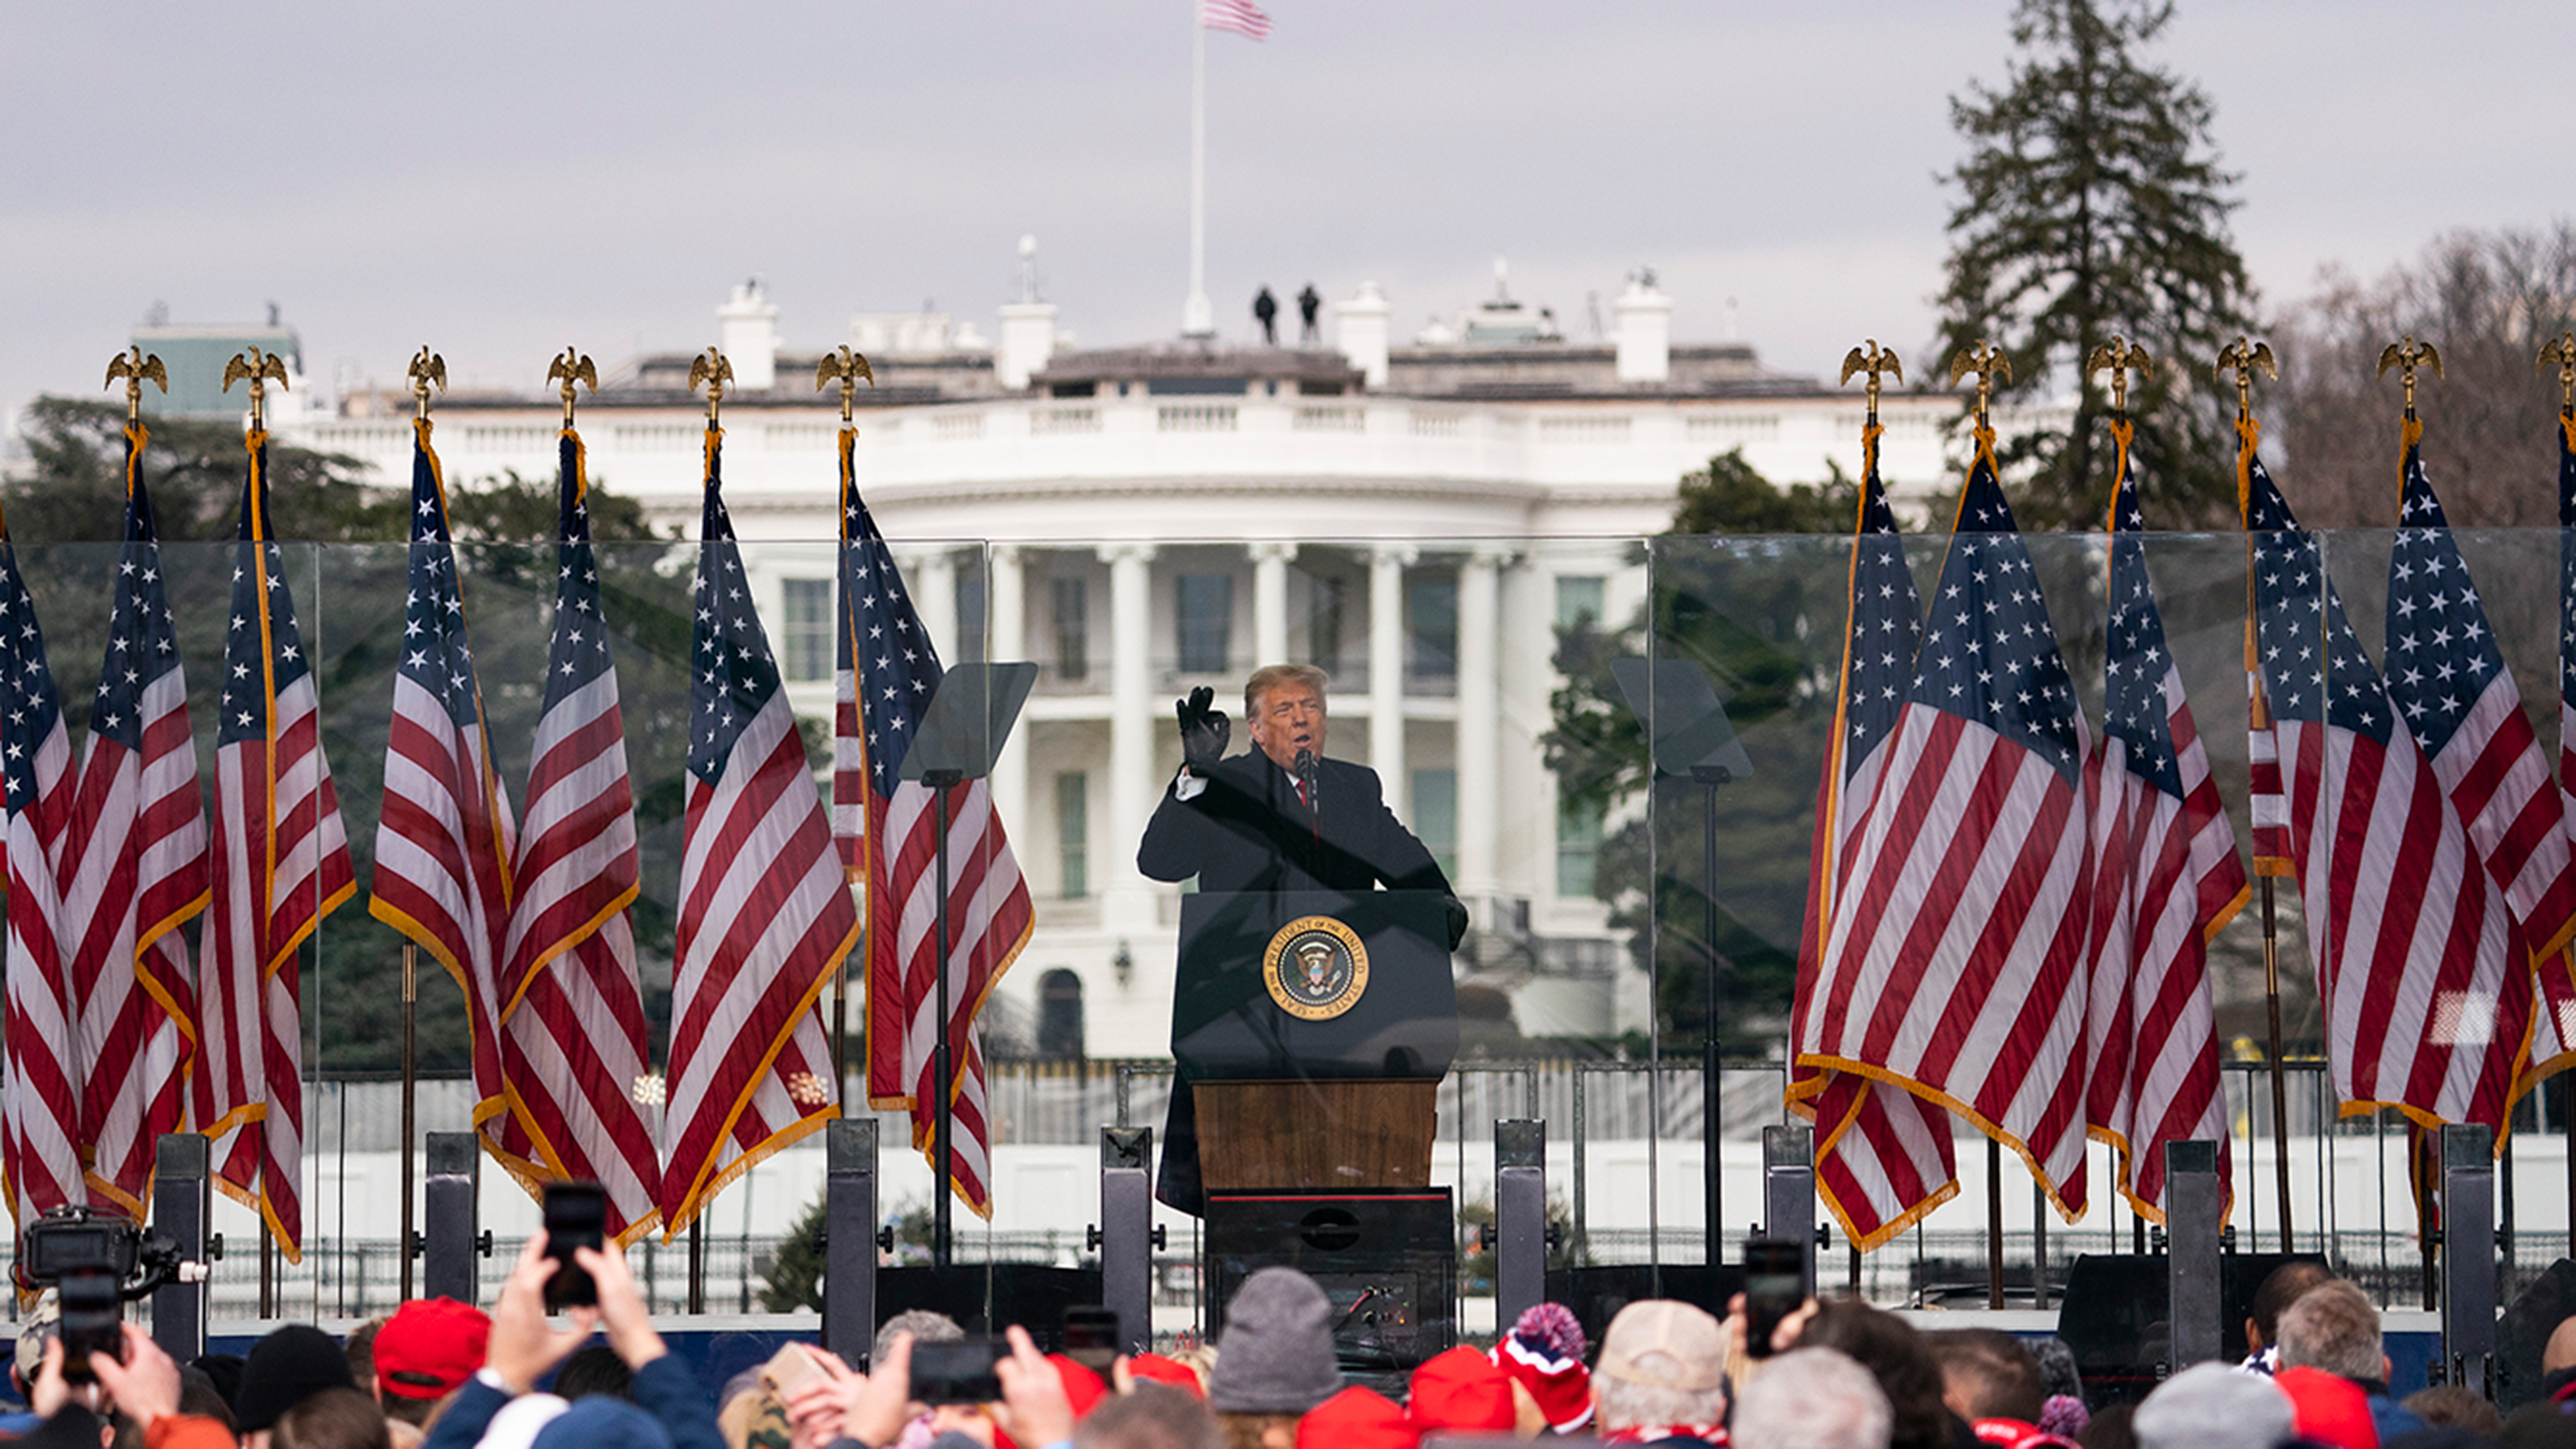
[
  {"x1": 1406, "y1": 1345, "x2": 1518, "y2": 1433},
  {"x1": 1128, "y1": 1354, "x2": 1205, "y2": 1398},
  {"x1": 1048, "y1": 1355, "x2": 1112, "y2": 1421},
  {"x1": 1299, "y1": 1386, "x2": 1418, "y2": 1449},
  {"x1": 374, "y1": 1298, "x2": 492, "y2": 1401}
]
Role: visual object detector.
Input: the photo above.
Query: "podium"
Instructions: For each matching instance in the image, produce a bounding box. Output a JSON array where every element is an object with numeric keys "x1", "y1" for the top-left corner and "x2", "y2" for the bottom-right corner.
[
  {"x1": 1174, "y1": 889, "x2": 1459, "y2": 1187},
  {"x1": 1174, "y1": 890, "x2": 1461, "y2": 1373}
]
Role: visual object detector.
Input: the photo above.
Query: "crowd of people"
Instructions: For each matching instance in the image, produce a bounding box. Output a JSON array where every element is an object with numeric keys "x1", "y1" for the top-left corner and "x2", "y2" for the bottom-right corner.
[{"x1": 6, "y1": 1244, "x2": 2576, "y2": 1449}]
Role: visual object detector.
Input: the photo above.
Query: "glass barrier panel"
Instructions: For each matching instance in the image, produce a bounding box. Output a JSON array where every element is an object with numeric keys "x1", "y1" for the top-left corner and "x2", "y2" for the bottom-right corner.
[{"x1": 10, "y1": 522, "x2": 2576, "y2": 1322}]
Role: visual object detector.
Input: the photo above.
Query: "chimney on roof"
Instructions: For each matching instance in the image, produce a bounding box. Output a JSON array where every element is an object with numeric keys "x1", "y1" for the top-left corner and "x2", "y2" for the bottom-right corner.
[
  {"x1": 997, "y1": 235, "x2": 1059, "y2": 390},
  {"x1": 1335, "y1": 281, "x2": 1392, "y2": 390},
  {"x1": 719, "y1": 278, "x2": 779, "y2": 390},
  {"x1": 1613, "y1": 270, "x2": 1671, "y2": 385}
]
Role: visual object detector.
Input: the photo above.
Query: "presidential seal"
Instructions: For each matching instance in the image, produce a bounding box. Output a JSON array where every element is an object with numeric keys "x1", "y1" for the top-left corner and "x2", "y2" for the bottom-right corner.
[{"x1": 1261, "y1": 914, "x2": 1369, "y2": 1021}]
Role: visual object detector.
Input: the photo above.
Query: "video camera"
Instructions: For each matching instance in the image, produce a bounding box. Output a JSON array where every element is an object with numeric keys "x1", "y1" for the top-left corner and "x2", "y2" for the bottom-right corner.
[{"x1": 14, "y1": 1208, "x2": 192, "y2": 1385}]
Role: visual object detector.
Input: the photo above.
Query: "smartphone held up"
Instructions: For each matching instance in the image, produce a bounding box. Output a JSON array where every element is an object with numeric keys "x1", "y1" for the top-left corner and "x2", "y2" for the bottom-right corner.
[{"x1": 543, "y1": 1180, "x2": 609, "y2": 1311}]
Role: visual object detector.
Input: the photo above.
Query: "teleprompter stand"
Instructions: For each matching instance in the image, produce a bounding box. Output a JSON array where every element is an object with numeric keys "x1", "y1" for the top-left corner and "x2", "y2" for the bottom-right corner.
[
  {"x1": 1612, "y1": 657, "x2": 1753, "y2": 1270},
  {"x1": 898, "y1": 661, "x2": 1038, "y2": 1269}
]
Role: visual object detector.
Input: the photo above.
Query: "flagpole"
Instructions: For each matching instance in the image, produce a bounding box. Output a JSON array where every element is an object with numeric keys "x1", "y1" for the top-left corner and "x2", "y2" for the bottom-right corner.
[
  {"x1": 1986, "y1": 1137, "x2": 2004, "y2": 1309},
  {"x1": 1183, "y1": 0, "x2": 1213, "y2": 338},
  {"x1": 2260, "y1": 878, "x2": 2293, "y2": 1251},
  {"x1": 400, "y1": 943, "x2": 417, "y2": 1302},
  {"x1": 2223, "y1": 336, "x2": 2297, "y2": 1255}
]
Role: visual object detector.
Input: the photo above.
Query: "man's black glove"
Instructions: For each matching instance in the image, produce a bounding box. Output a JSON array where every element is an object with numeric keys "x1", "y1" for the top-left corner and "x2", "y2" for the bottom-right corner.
[
  {"x1": 1176, "y1": 686, "x2": 1230, "y2": 773},
  {"x1": 1443, "y1": 895, "x2": 1470, "y2": 952}
]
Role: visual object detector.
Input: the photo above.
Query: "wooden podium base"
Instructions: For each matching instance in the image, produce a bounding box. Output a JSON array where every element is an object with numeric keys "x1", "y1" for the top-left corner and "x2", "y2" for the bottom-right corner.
[{"x1": 1195, "y1": 1079, "x2": 1439, "y2": 1191}]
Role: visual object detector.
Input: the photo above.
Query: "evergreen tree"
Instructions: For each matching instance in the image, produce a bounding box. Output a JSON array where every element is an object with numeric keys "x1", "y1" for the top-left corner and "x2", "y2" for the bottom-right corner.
[
  {"x1": 760, "y1": 1194, "x2": 829, "y2": 1312},
  {"x1": 1936, "y1": 0, "x2": 2255, "y2": 528}
]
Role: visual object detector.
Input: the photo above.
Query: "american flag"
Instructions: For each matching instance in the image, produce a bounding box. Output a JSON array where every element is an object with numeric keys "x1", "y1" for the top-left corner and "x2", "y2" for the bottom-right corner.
[
  {"x1": 369, "y1": 419, "x2": 519, "y2": 1178},
  {"x1": 1202, "y1": 0, "x2": 1271, "y2": 39},
  {"x1": 1790, "y1": 420, "x2": 1959, "y2": 1249},
  {"x1": 1806, "y1": 430, "x2": 2095, "y2": 1216},
  {"x1": 661, "y1": 427, "x2": 856, "y2": 1236},
  {"x1": 2082, "y1": 419, "x2": 2246, "y2": 1220},
  {"x1": 60, "y1": 423, "x2": 208, "y2": 1216},
  {"x1": 2384, "y1": 418, "x2": 2576, "y2": 1087},
  {"x1": 0, "y1": 494, "x2": 80, "y2": 1229},
  {"x1": 493, "y1": 431, "x2": 662, "y2": 1241},
  {"x1": 196, "y1": 431, "x2": 357, "y2": 1259},
  {"x1": 836, "y1": 428, "x2": 1033, "y2": 1216},
  {"x1": 2246, "y1": 450, "x2": 2528, "y2": 1134}
]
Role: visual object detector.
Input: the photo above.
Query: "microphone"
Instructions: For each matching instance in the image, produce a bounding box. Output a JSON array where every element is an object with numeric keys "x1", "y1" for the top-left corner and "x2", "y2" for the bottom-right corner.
[{"x1": 1294, "y1": 747, "x2": 1322, "y2": 867}]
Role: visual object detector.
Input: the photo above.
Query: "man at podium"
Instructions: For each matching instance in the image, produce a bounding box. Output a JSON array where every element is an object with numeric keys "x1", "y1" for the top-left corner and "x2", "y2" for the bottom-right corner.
[{"x1": 1138, "y1": 664, "x2": 1468, "y2": 1212}]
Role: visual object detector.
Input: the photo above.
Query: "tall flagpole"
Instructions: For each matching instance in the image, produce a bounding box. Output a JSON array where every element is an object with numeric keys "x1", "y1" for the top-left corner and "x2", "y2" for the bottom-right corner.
[{"x1": 1183, "y1": 0, "x2": 1214, "y2": 337}]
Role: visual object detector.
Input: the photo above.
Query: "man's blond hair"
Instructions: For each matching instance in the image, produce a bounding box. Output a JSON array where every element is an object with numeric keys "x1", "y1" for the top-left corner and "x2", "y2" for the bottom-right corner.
[{"x1": 1244, "y1": 665, "x2": 1329, "y2": 719}]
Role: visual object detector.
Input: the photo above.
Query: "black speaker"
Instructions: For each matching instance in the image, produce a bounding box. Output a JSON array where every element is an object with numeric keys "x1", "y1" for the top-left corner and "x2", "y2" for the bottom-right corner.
[
  {"x1": 1544, "y1": 1265, "x2": 1747, "y2": 1350},
  {"x1": 1206, "y1": 1188, "x2": 1456, "y2": 1372},
  {"x1": 2498, "y1": 1256, "x2": 2576, "y2": 1409},
  {"x1": 2054, "y1": 1253, "x2": 2326, "y2": 1408},
  {"x1": 876, "y1": 1265, "x2": 1104, "y2": 1352}
]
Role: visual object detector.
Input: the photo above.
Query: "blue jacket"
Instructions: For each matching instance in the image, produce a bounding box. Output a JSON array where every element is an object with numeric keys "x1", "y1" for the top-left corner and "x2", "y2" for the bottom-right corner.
[
  {"x1": 2363, "y1": 1385, "x2": 2426, "y2": 1445},
  {"x1": 425, "y1": 1355, "x2": 721, "y2": 1449}
]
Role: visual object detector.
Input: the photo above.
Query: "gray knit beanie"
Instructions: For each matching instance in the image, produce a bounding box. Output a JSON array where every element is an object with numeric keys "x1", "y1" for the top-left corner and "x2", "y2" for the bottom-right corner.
[
  {"x1": 2134, "y1": 1362, "x2": 2293, "y2": 1449},
  {"x1": 1210, "y1": 1267, "x2": 1340, "y2": 1414}
]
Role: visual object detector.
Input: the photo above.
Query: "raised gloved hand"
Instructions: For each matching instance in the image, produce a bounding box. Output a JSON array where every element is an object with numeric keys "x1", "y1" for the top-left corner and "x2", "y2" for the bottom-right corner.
[
  {"x1": 1175, "y1": 686, "x2": 1230, "y2": 773},
  {"x1": 1444, "y1": 895, "x2": 1470, "y2": 952}
]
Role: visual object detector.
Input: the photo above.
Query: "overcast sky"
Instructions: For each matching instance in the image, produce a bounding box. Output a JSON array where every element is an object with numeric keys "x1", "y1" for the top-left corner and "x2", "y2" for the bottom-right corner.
[{"x1": 6, "y1": 1, "x2": 2573, "y2": 427}]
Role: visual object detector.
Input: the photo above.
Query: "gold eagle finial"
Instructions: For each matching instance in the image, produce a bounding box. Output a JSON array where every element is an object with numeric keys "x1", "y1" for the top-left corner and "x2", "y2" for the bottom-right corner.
[
  {"x1": 104, "y1": 346, "x2": 167, "y2": 426},
  {"x1": 1946, "y1": 340, "x2": 2011, "y2": 431},
  {"x1": 1838, "y1": 340, "x2": 1902, "y2": 423},
  {"x1": 2539, "y1": 332, "x2": 2576, "y2": 415},
  {"x1": 545, "y1": 347, "x2": 597, "y2": 428},
  {"x1": 815, "y1": 345, "x2": 876, "y2": 424},
  {"x1": 2376, "y1": 336, "x2": 2442, "y2": 418},
  {"x1": 2085, "y1": 336, "x2": 2154, "y2": 417},
  {"x1": 221, "y1": 345, "x2": 291, "y2": 431},
  {"x1": 2213, "y1": 338, "x2": 2276, "y2": 421},
  {"x1": 407, "y1": 346, "x2": 446, "y2": 421},
  {"x1": 687, "y1": 348, "x2": 734, "y2": 424}
]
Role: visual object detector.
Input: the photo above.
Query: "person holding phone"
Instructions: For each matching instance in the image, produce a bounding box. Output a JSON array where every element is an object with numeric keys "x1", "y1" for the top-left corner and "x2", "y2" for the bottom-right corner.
[
  {"x1": 19, "y1": 1322, "x2": 236, "y2": 1449},
  {"x1": 422, "y1": 1232, "x2": 720, "y2": 1449},
  {"x1": 780, "y1": 1326, "x2": 1076, "y2": 1449}
]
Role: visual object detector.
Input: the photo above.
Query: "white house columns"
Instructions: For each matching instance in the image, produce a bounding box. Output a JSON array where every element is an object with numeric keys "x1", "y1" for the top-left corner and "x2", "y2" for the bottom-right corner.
[{"x1": 1101, "y1": 542, "x2": 1159, "y2": 931}]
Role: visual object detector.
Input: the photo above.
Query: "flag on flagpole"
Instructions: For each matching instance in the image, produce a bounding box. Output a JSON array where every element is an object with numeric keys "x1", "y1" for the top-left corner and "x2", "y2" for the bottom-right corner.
[
  {"x1": 369, "y1": 418, "x2": 519, "y2": 1164},
  {"x1": 1789, "y1": 418, "x2": 1959, "y2": 1250},
  {"x1": 835, "y1": 428, "x2": 1034, "y2": 1216},
  {"x1": 1804, "y1": 424, "x2": 2095, "y2": 1216},
  {"x1": 492, "y1": 430, "x2": 662, "y2": 1241},
  {"x1": 197, "y1": 428, "x2": 356, "y2": 1259},
  {"x1": 0, "y1": 496, "x2": 82, "y2": 1229},
  {"x1": 2382, "y1": 415, "x2": 2576, "y2": 1089},
  {"x1": 1201, "y1": 0, "x2": 1272, "y2": 39},
  {"x1": 2553, "y1": 411, "x2": 2576, "y2": 1074},
  {"x1": 661, "y1": 424, "x2": 856, "y2": 1236},
  {"x1": 2244, "y1": 424, "x2": 2528, "y2": 1136},
  {"x1": 60, "y1": 422, "x2": 208, "y2": 1216},
  {"x1": 2081, "y1": 417, "x2": 2246, "y2": 1220},
  {"x1": 2559, "y1": 410, "x2": 2576, "y2": 848}
]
